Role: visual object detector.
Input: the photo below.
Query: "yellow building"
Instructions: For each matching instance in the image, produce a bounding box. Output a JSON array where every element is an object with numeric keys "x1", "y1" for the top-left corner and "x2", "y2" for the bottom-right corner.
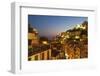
[
  {"x1": 28, "y1": 27, "x2": 39, "y2": 47},
  {"x1": 28, "y1": 25, "x2": 52, "y2": 61}
]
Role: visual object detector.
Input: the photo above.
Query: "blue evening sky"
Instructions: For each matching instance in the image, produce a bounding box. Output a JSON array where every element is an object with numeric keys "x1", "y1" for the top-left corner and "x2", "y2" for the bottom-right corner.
[{"x1": 28, "y1": 15, "x2": 87, "y2": 40}]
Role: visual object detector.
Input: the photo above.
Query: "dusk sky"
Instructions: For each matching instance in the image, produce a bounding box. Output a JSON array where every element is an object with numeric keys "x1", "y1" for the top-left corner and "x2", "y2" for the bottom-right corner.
[{"x1": 28, "y1": 15, "x2": 88, "y2": 40}]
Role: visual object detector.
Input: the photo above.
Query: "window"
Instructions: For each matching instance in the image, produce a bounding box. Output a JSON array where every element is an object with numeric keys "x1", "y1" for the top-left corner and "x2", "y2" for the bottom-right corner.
[
  {"x1": 28, "y1": 58, "x2": 31, "y2": 61},
  {"x1": 47, "y1": 51, "x2": 49, "y2": 59},
  {"x1": 28, "y1": 39, "x2": 32, "y2": 45},
  {"x1": 35, "y1": 55, "x2": 38, "y2": 60},
  {"x1": 41, "y1": 53, "x2": 44, "y2": 60}
]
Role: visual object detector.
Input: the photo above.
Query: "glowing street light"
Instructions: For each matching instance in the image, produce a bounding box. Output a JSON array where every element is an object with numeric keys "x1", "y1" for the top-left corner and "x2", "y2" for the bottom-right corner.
[
  {"x1": 75, "y1": 36, "x2": 80, "y2": 39},
  {"x1": 42, "y1": 41, "x2": 48, "y2": 44}
]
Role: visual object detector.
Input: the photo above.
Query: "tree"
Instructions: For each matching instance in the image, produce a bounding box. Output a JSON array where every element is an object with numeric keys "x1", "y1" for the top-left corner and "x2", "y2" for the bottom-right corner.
[{"x1": 82, "y1": 21, "x2": 88, "y2": 26}]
